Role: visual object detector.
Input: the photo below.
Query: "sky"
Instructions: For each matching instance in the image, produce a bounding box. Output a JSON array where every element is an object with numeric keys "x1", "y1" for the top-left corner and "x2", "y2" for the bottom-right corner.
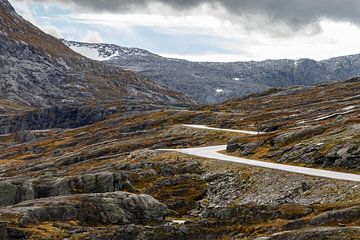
[{"x1": 8, "y1": 0, "x2": 360, "y2": 62}]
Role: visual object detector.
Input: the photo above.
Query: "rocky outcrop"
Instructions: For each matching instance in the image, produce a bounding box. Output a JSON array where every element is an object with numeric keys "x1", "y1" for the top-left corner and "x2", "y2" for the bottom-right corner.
[
  {"x1": 0, "y1": 172, "x2": 134, "y2": 206},
  {"x1": 269, "y1": 143, "x2": 324, "y2": 165},
  {"x1": 308, "y1": 206, "x2": 360, "y2": 227},
  {"x1": 259, "y1": 227, "x2": 360, "y2": 240},
  {"x1": 0, "y1": 179, "x2": 34, "y2": 206},
  {"x1": 226, "y1": 139, "x2": 261, "y2": 156},
  {"x1": 0, "y1": 105, "x2": 117, "y2": 134},
  {"x1": 0, "y1": 191, "x2": 168, "y2": 226},
  {"x1": 324, "y1": 143, "x2": 360, "y2": 170},
  {"x1": 226, "y1": 138, "x2": 241, "y2": 152},
  {"x1": 272, "y1": 125, "x2": 328, "y2": 147}
]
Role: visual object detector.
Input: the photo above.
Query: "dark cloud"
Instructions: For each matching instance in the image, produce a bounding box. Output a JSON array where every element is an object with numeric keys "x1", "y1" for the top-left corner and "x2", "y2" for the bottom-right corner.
[{"x1": 13, "y1": 0, "x2": 360, "y2": 29}]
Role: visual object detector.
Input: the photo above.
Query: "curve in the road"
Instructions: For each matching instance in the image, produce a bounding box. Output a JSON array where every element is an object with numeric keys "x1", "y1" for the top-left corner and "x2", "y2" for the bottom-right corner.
[{"x1": 158, "y1": 125, "x2": 360, "y2": 182}]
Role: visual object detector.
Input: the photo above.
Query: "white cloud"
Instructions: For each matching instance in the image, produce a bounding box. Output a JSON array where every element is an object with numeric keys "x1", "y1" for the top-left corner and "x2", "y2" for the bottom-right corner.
[
  {"x1": 83, "y1": 31, "x2": 103, "y2": 43},
  {"x1": 9, "y1": 0, "x2": 63, "y2": 38},
  {"x1": 69, "y1": 10, "x2": 360, "y2": 61},
  {"x1": 41, "y1": 25, "x2": 62, "y2": 38},
  {"x1": 9, "y1": 0, "x2": 37, "y2": 23},
  {"x1": 9, "y1": 0, "x2": 360, "y2": 62}
]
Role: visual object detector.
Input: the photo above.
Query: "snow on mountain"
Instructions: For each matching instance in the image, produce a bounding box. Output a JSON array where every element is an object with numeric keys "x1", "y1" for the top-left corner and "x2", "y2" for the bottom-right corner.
[{"x1": 62, "y1": 40, "x2": 155, "y2": 61}]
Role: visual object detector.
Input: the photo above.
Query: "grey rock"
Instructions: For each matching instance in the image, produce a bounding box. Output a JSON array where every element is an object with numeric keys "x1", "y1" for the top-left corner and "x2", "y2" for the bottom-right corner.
[
  {"x1": 0, "y1": 172, "x2": 133, "y2": 207},
  {"x1": 259, "y1": 227, "x2": 360, "y2": 240},
  {"x1": 0, "y1": 182, "x2": 17, "y2": 206},
  {"x1": 0, "y1": 105, "x2": 117, "y2": 134},
  {"x1": 309, "y1": 206, "x2": 360, "y2": 226},
  {"x1": 14, "y1": 130, "x2": 35, "y2": 143},
  {"x1": 276, "y1": 143, "x2": 323, "y2": 164},
  {"x1": 38, "y1": 172, "x2": 132, "y2": 198},
  {"x1": 324, "y1": 143, "x2": 360, "y2": 169},
  {"x1": 226, "y1": 138, "x2": 241, "y2": 152},
  {"x1": 0, "y1": 192, "x2": 169, "y2": 226},
  {"x1": 273, "y1": 125, "x2": 327, "y2": 147},
  {"x1": 0, "y1": 179, "x2": 35, "y2": 206},
  {"x1": 159, "y1": 164, "x2": 177, "y2": 176}
]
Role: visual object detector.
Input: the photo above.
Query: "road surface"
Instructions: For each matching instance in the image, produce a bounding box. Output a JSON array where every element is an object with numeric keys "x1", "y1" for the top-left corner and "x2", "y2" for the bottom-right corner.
[
  {"x1": 182, "y1": 124, "x2": 265, "y2": 135},
  {"x1": 159, "y1": 125, "x2": 360, "y2": 182}
]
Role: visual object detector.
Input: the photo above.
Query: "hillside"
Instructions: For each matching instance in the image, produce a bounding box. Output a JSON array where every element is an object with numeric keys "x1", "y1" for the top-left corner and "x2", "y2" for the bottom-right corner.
[
  {"x1": 64, "y1": 40, "x2": 360, "y2": 104},
  {"x1": 1, "y1": 73, "x2": 360, "y2": 239},
  {"x1": 0, "y1": 0, "x2": 191, "y2": 115}
]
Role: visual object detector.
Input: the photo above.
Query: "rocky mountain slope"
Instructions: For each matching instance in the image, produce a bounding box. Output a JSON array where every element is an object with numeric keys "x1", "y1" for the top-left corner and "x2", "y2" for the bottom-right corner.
[
  {"x1": 2, "y1": 75, "x2": 360, "y2": 239},
  {"x1": 220, "y1": 77, "x2": 360, "y2": 172},
  {"x1": 0, "y1": 0, "x2": 191, "y2": 115},
  {"x1": 64, "y1": 40, "x2": 360, "y2": 104}
]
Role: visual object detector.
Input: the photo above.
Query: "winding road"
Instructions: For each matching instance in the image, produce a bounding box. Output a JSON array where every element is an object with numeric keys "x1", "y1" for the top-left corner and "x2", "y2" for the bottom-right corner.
[
  {"x1": 159, "y1": 124, "x2": 360, "y2": 182},
  {"x1": 182, "y1": 124, "x2": 266, "y2": 135}
]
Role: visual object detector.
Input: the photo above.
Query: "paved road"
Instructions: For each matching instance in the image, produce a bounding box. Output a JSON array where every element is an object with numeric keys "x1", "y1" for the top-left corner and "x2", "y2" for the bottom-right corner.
[
  {"x1": 159, "y1": 125, "x2": 360, "y2": 182},
  {"x1": 182, "y1": 124, "x2": 265, "y2": 135}
]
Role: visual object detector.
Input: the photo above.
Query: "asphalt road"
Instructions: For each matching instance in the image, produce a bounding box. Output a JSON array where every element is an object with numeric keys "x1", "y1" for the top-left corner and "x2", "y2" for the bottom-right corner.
[{"x1": 159, "y1": 125, "x2": 360, "y2": 182}]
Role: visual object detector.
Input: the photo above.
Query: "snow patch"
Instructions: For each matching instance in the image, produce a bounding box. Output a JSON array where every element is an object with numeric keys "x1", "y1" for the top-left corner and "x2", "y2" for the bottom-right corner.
[
  {"x1": 343, "y1": 106, "x2": 356, "y2": 111},
  {"x1": 170, "y1": 220, "x2": 186, "y2": 224},
  {"x1": 216, "y1": 89, "x2": 224, "y2": 93},
  {"x1": 69, "y1": 45, "x2": 114, "y2": 61}
]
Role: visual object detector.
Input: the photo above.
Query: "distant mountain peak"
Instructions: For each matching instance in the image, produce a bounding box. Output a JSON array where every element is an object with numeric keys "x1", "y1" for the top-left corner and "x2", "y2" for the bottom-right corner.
[
  {"x1": 62, "y1": 40, "x2": 157, "y2": 61},
  {"x1": 62, "y1": 40, "x2": 360, "y2": 105}
]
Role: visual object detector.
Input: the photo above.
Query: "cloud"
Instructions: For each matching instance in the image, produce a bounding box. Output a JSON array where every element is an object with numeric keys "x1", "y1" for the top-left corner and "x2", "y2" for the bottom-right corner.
[
  {"x1": 41, "y1": 25, "x2": 62, "y2": 38},
  {"x1": 9, "y1": 0, "x2": 360, "y2": 62},
  {"x1": 9, "y1": 0, "x2": 62, "y2": 38},
  {"x1": 83, "y1": 31, "x2": 103, "y2": 43},
  {"x1": 11, "y1": 0, "x2": 360, "y2": 31}
]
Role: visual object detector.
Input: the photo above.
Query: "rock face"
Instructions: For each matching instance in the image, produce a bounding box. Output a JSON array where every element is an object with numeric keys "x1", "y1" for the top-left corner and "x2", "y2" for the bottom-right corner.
[
  {"x1": 0, "y1": 105, "x2": 117, "y2": 134},
  {"x1": 0, "y1": 172, "x2": 134, "y2": 207},
  {"x1": 0, "y1": 179, "x2": 35, "y2": 206},
  {"x1": 64, "y1": 40, "x2": 360, "y2": 104}
]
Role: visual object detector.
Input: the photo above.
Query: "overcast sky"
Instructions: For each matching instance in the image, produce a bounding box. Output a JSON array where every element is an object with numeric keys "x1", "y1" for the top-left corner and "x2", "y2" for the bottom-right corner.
[{"x1": 9, "y1": 0, "x2": 360, "y2": 62}]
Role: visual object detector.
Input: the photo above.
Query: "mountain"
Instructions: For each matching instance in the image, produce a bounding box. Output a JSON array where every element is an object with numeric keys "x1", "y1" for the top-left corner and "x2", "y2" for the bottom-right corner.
[
  {"x1": 0, "y1": 0, "x2": 191, "y2": 115},
  {"x1": 64, "y1": 40, "x2": 360, "y2": 104},
  {"x1": 3, "y1": 0, "x2": 360, "y2": 239}
]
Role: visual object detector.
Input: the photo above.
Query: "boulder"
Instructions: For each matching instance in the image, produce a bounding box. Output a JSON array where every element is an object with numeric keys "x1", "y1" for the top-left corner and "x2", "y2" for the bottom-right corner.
[
  {"x1": 226, "y1": 138, "x2": 241, "y2": 152},
  {"x1": 0, "y1": 180, "x2": 35, "y2": 206},
  {"x1": 0, "y1": 182, "x2": 17, "y2": 206}
]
